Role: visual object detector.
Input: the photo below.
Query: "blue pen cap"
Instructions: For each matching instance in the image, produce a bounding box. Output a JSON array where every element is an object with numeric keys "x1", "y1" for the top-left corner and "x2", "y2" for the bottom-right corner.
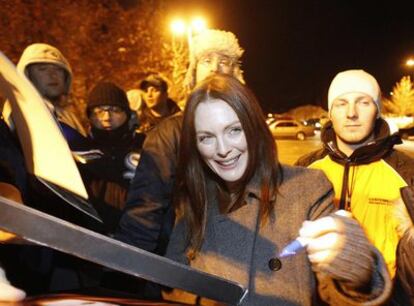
[{"x1": 279, "y1": 239, "x2": 305, "y2": 258}]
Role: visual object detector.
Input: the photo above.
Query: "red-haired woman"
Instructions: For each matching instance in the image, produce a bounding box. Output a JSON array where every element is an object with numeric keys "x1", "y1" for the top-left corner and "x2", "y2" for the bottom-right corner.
[{"x1": 165, "y1": 74, "x2": 391, "y2": 305}]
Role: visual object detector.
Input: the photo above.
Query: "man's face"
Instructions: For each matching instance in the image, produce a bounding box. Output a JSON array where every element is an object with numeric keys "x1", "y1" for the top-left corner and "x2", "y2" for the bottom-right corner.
[
  {"x1": 89, "y1": 105, "x2": 128, "y2": 131},
  {"x1": 330, "y1": 92, "x2": 378, "y2": 149},
  {"x1": 27, "y1": 63, "x2": 66, "y2": 101},
  {"x1": 196, "y1": 53, "x2": 234, "y2": 84},
  {"x1": 142, "y1": 85, "x2": 167, "y2": 109}
]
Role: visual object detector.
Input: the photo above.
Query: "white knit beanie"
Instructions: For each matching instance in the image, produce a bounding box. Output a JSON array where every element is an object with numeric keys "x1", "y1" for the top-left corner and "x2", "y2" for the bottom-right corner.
[{"x1": 328, "y1": 70, "x2": 381, "y2": 117}]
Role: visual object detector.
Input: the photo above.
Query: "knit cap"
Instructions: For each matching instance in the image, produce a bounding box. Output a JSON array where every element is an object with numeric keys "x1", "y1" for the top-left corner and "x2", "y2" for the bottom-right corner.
[
  {"x1": 328, "y1": 70, "x2": 381, "y2": 117},
  {"x1": 87, "y1": 82, "x2": 131, "y2": 118}
]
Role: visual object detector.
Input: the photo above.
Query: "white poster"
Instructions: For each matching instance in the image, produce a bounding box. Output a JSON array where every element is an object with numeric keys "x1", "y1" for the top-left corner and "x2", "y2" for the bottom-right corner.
[{"x1": 0, "y1": 52, "x2": 88, "y2": 200}]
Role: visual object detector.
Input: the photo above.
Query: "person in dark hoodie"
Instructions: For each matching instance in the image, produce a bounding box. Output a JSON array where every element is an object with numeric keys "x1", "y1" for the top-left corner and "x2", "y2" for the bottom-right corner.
[
  {"x1": 80, "y1": 81, "x2": 145, "y2": 234},
  {"x1": 296, "y1": 69, "x2": 414, "y2": 305}
]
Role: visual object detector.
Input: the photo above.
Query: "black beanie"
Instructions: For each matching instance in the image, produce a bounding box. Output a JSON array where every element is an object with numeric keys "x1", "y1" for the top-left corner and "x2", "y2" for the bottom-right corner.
[{"x1": 87, "y1": 82, "x2": 131, "y2": 118}]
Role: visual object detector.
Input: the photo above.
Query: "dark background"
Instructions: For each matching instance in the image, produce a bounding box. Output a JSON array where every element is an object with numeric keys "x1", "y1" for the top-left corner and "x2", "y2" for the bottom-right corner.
[{"x1": 165, "y1": 0, "x2": 414, "y2": 113}]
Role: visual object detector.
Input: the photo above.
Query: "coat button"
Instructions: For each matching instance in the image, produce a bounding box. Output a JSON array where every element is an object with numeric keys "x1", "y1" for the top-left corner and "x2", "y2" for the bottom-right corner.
[{"x1": 268, "y1": 258, "x2": 282, "y2": 271}]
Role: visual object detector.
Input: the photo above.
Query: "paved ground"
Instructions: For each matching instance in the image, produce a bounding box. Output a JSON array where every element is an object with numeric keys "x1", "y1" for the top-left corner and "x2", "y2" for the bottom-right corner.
[{"x1": 277, "y1": 134, "x2": 414, "y2": 165}]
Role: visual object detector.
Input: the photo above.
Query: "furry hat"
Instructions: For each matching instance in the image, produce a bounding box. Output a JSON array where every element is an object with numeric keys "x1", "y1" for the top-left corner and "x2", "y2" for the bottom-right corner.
[
  {"x1": 328, "y1": 69, "x2": 381, "y2": 117},
  {"x1": 184, "y1": 29, "x2": 245, "y2": 89}
]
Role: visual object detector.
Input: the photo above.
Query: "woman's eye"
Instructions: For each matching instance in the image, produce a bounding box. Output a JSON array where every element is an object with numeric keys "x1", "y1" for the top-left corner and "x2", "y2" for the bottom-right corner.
[
  {"x1": 198, "y1": 135, "x2": 213, "y2": 144},
  {"x1": 229, "y1": 127, "x2": 242, "y2": 135}
]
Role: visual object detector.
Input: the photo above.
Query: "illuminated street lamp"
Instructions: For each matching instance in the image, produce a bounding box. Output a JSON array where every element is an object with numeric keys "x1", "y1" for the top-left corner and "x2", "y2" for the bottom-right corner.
[
  {"x1": 170, "y1": 17, "x2": 207, "y2": 36},
  {"x1": 170, "y1": 19, "x2": 186, "y2": 36},
  {"x1": 169, "y1": 17, "x2": 207, "y2": 104},
  {"x1": 190, "y1": 17, "x2": 207, "y2": 34},
  {"x1": 406, "y1": 58, "x2": 414, "y2": 67},
  {"x1": 170, "y1": 16, "x2": 207, "y2": 60}
]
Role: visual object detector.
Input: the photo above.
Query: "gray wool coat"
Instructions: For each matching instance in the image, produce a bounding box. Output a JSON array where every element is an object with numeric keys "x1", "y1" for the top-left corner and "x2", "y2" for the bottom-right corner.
[{"x1": 165, "y1": 165, "x2": 391, "y2": 306}]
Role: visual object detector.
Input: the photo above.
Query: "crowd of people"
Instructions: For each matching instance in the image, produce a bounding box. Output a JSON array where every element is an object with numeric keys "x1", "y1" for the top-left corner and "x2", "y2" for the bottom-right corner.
[{"x1": 0, "y1": 28, "x2": 413, "y2": 305}]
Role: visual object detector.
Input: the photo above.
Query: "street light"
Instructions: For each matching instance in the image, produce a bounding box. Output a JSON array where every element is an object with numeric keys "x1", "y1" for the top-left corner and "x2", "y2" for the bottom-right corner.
[
  {"x1": 190, "y1": 17, "x2": 207, "y2": 34},
  {"x1": 170, "y1": 16, "x2": 207, "y2": 60},
  {"x1": 170, "y1": 19, "x2": 186, "y2": 36},
  {"x1": 170, "y1": 17, "x2": 207, "y2": 36},
  {"x1": 406, "y1": 58, "x2": 414, "y2": 67},
  {"x1": 169, "y1": 17, "x2": 207, "y2": 105}
]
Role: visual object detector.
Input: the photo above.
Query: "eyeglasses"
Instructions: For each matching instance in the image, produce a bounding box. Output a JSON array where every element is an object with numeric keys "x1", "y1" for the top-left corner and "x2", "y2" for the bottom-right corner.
[{"x1": 92, "y1": 105, "x2": 125, "y2": 116}]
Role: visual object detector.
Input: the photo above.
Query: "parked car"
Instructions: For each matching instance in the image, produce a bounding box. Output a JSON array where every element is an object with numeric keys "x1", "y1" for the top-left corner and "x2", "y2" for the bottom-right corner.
[
  {"x1": 268, "y1": 119, "x2": 315, "y2": 140},
  {"x1": 304, "y1": 118, "x2": 322, "y2": 130},
  {"x1": 398, "y1": 124, "x2": 414, "y2": 140}
]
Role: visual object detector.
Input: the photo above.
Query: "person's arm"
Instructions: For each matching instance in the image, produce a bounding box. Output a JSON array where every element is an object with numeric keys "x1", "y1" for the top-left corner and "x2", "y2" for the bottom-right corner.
[
  {"x1": 0, "y1": 182, "x2": 23, "y2": 242},
  {"x1": 301, "y1": 169, "x2": 391, "y2": 304},
  {"x1": 394, "y1": 185, "x2": 414, "y2": 301},
  {"x1": 0, "y1": 152, "x2": 26, "y2": 243},
  {"x1": 304, "y1": 210, "x2": 392, "y2": 305},
  {"x1": 115, "y1": 115, "x2": 182, "y2": 254}
]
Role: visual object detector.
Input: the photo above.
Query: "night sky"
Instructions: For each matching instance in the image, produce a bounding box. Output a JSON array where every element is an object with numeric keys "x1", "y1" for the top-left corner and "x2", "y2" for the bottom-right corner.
[{"x1": 168, "y1": 0, "x2": 414, "y2": 113}]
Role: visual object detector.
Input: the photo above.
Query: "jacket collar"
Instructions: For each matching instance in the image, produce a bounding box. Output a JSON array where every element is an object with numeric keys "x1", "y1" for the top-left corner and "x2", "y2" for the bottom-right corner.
[{"x1": 321, "y1": 118, "x2": 402, "y2": 165}]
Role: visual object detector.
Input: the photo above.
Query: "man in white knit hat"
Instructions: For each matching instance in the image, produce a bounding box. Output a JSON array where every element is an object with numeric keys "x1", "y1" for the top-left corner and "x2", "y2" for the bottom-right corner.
[
  {"x1": 326, "y1": 69, "x2": 381, "y2": 155},
  {"x1": 297, "y1": 69, "x2": 414, "y2": 304}
]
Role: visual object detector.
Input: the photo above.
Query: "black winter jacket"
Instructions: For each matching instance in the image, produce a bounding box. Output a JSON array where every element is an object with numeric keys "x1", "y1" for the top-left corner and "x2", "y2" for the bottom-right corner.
[{"x1": 115, "y1": 113, "x2": 182, "y2": 254}]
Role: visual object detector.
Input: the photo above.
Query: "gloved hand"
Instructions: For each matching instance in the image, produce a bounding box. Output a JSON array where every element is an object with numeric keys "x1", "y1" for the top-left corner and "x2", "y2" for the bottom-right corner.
[
  {"x1": 299, "y1": 210, "x2": 374, "y2": 289},
  {"x1": 0, "y1": 182, "x2": 24, "y2": 243},
  {"x1": 0, "y1": 230, "x2": 16, "y2": 243},
  {"x1": 0, "y1": 266, "x2": 26, "y2": 302}
]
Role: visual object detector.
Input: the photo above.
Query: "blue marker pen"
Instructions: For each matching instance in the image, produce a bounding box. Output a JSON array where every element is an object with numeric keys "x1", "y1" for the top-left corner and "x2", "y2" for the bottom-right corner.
[
  {"x1": 279, "y1": 237, "x2": 309, "y2": 258},
  {"x1": 279, "y1": 210, "x2": 351, "y2": 258}
]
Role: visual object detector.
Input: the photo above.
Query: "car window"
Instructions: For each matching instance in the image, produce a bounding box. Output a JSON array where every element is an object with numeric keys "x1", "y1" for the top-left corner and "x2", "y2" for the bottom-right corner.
[{"x1": 276, "y1": 122, "x2": 297, "y2": 127}]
